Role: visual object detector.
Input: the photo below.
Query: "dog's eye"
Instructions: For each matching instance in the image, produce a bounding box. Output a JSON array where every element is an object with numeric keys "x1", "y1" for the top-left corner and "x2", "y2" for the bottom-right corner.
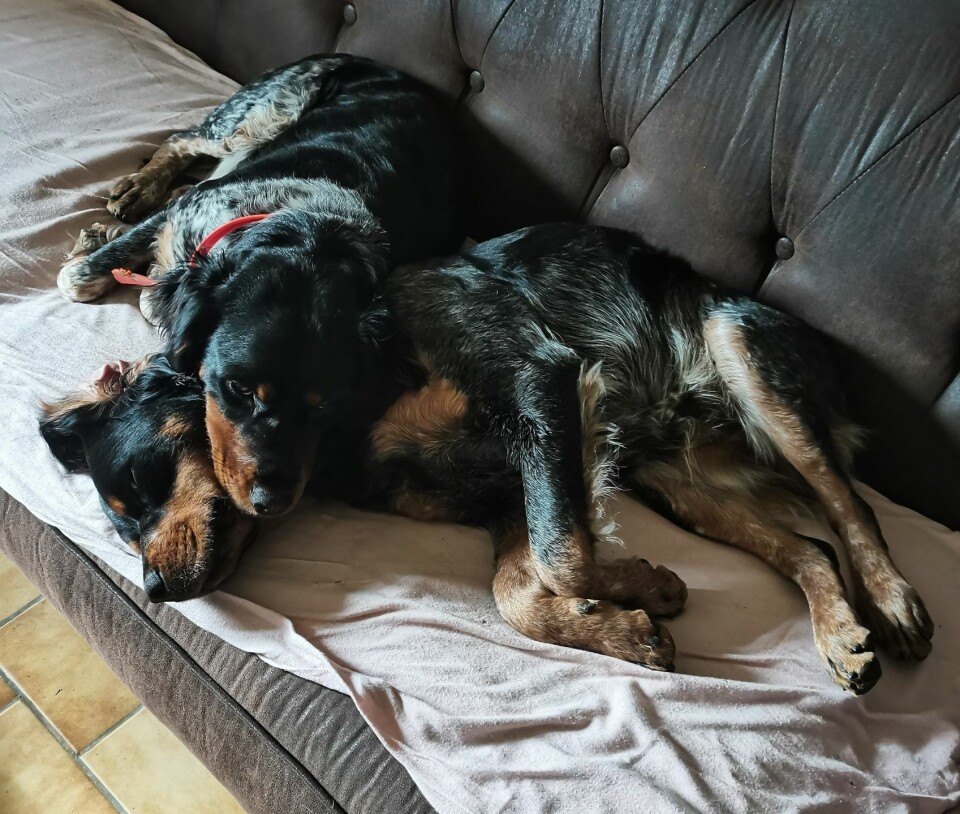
[{"x1": 225, "y1": 379, "x2": 252, "y2": 400}]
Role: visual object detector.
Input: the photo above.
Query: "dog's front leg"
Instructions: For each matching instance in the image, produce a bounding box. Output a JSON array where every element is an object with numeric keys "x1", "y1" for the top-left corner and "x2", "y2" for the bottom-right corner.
[
  {"x1": 58, "y1": 211, "x2": 165, "y2": 302},
  {"x1": 481, "y1": 346, "x2": 681, "y2": 668}
]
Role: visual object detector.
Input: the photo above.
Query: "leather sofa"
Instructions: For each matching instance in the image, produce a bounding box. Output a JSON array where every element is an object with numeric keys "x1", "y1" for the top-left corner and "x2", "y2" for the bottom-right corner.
[{"x1": 2, "y1": 1, "x2": 958, "y2": 812}]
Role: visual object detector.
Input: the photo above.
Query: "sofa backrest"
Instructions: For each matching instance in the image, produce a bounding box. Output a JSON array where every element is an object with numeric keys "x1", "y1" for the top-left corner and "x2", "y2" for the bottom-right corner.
[{"x1": 117, "y1": 0, "x2": 960, "y2": 529}]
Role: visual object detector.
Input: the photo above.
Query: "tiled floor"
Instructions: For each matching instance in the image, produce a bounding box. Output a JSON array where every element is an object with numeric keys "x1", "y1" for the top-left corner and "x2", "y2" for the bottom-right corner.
[{"x1": 0, "y1": 552, "x2": 246, "y2": 814}]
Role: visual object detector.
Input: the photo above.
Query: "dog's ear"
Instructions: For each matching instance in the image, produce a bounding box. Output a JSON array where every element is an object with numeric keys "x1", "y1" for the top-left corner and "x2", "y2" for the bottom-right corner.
[
  {"x1": 165, "y1": 289, "x2": 220, "y2": 374},
  {"x1": 358, "y1": 296, "x2": 390, "y2": 348},
  {"x1": 39, "y1": 397, "x2": 111, "y2": 473},
  {"x1": 316, "y1": 216, "x2": 390, "y2": 296},
  {"x1": 154, "y1": 261, "x2": 227, "y2": 375}
]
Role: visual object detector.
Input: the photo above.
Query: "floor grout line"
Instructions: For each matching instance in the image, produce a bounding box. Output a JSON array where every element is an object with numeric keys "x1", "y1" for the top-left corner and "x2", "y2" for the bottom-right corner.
[
  {"x1": 0, "y1": 664, "x2": 129, "y2": 814},
  {"x1": 79, "y1": 704, "x2": 143, "y2": 756},
  {"x1": 0, "y1": 594, "x2": 44, "y2": 629},
  {"x1": 0, "y1": 695, "x2": 18, "y2": 716}
]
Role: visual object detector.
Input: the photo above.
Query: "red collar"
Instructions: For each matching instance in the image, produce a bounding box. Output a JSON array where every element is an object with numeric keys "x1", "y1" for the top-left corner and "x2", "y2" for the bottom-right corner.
[{"x1": 111, "y1": 213, "x2": 270, "y2": 287}]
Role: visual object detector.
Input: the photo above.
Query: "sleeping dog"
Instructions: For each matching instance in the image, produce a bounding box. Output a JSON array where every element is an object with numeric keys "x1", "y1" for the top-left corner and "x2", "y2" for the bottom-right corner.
[
  {"x1": 40, "y1": 356, "x2": 256, "y2": 601},
  {"x1": 356, "y1": 223, "x2": 932, "y2": 693},
  {"x1": 45, "y1": 223, "x2": 933, "y2": 691},
  {"x1": 56, "y1": 53, "x2": 461, "y2": 518}
]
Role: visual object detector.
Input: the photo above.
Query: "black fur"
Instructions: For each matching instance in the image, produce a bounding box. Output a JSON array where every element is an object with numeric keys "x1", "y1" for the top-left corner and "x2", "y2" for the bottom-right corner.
[{"x1": 59, "y1": 54, "x2": 462, "y2": 517}]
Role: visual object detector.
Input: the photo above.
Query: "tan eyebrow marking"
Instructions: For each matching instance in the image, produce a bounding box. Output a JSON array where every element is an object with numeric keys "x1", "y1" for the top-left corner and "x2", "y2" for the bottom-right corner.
[
  {"x1": 107, "y1": 496, "x2": 126, "y2": 516},
  {"x1": 160, "y1": 414, "x2": 192, "y2": 438},
  {"x1": 255, "y1": 384, "x2": 275, "y2": 403},
  {"x1": 304, "y1": 392, "x2": 323, "y2": 407}
]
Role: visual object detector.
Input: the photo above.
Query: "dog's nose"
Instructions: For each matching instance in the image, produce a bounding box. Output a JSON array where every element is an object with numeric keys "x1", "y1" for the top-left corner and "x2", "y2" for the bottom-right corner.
[
  {"x1": 143, "y1": 567, "x2": 170, "y2": 602},
  {"x1": 249, "y1": 482, "x2": 295, "y2": 516}
]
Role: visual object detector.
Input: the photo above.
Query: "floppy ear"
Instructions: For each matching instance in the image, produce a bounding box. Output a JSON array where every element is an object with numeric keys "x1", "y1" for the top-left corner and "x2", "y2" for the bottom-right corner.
[
  {"x1": 315, "y1": 216, "x2": 390, "y2": 295},
  {"x1": 358, "y1": 296, "x2": 391, "y2": 348},
  {"x1": 39, "y1": 399, "x2": 109, "y2": 473},
  {"x1": 165, "y1": 289, "x2": 220, "y2": 374},
  {"x1": 153, "y1": 261, "x2": 227, "y2": 374}
]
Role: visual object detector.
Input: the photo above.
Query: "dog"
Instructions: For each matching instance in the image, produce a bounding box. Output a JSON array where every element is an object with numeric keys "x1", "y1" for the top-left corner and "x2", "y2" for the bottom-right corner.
[
  {"x1": 346, "y1": 223, "x2": 932, "y2": 693},
  {"x1": 56, "y1": 53, "x2": 461, "y2": 518},
  {"x1": 40, "y1": 356, "x2": 256, "y2": 601}
]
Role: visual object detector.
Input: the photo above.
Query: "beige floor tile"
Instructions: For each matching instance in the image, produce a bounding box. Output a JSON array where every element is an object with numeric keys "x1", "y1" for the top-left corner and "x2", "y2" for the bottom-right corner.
[
  {"x1": 0, "y1": 700, "x2": 115, "y2": 814},
  {"x1": 85, "y1": 708, "x2": 244, "y2": 814},
  {"x1": 0, "y1": 679, "x2": 13, "y2": 708},
  {"x1": 0, "y1": 552, "x2": 40, "y2": 620},
  {"x1": 0, "y1": 600, "x2": 139, "y2": 751}
]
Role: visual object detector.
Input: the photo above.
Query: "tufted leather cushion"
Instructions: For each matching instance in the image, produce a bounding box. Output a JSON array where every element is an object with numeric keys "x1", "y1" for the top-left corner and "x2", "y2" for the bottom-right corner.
[{"x1": 117, "y1": 0, "x2": 960, "y2": 528}]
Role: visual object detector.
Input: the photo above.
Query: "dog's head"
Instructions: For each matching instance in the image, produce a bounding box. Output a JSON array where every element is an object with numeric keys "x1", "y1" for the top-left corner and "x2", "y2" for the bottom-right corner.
[
  {"x1": 155, "y1": 209, "x2": 390, "y2": 517},
  {"x1": 39, "y1": 355, "x2": 256, "y2": 601}
]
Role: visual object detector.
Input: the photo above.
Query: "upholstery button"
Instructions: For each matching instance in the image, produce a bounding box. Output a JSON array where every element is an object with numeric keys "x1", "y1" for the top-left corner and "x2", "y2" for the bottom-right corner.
[
  {"x1": 343, "y1": 4, "x2": 357, "y2": 25},
  {"x1": 610, "y1": 145, "x2": 629, "y2": 169},
  {"x1": 775, "y1": 236, "x2": 795, "y2": 260},
  {"x1": 469, "y1": 70, "x2": 484, "y2": 92}
]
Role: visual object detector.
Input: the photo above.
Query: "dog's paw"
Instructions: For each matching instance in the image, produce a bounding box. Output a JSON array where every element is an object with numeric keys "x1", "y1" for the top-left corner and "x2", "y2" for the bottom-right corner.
[
  {"x1": 595, "y1": 558, "x2": 688, "y2": 617},
  {"x1": 139, "y1": 286, "x2": 162, "y2": 326},
  {"x1": 107, "y1": 172, "x2": 166, "y2": 222},
  {"x1": 857, "y1": 578, "x2": 933, "y2": 661},
  {"x1": 57, "y1": 255, "x2": 115, "y2": 302},
  {"x1": 584, "y1": 603, "x2": 676, "y2": 671},
  {"x1": 817, "y1": 615, "x2": 881, "y2": 695}
]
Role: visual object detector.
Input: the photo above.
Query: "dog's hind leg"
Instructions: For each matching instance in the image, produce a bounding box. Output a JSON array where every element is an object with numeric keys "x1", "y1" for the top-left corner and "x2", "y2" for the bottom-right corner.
[
  {"x1": 492, "y1": 524, "x2": 676, "y2": 670},
  {"x1": 637, "y1": 456, "x2": 881, "y2": 693},
  {"x1": 107, "y1": 58, "x2": 342, "y2": 223},
  {"x1": 58, "y1": 211, "x2": 165, "y2": 301},
  {"x1": 106, "y1": 132, "x2": 222, "y2": 223},
  {"x1": 391, "y1": 270, "x2": 687, "y2": 621},
  {"x1": 704, "y1": 302, "x2": 933, "y2": 661}
]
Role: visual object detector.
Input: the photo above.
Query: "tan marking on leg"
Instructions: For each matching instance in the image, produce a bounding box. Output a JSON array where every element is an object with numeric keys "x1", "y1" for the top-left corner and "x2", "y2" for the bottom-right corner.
[
  {"x1": 142, "y1": 218, "x2": 176, "y2": 323},
  {"x1": 205, "y1": 394, "x2": 257, "y2": 514},
  {"x1": 577, "y1": 362, "x2": 621, "y2": 543},
  {"x1": 371, "y1": 379, "x2": 468, "y2": 460},
  {"x1": 152, "y1": 220, "x2": 177, "y2": 274},
  {"x1": 532, "y1": 525, "x2": 687, "y2": 617},
  {"x1": 705, "y1": 316, "x2": 932, "y2": 660},
  {"x1": 164, "y1": 184, "x2": 194, "y2": 204},
  {"x1": 492, "y1": 526, "x2": 675, "y2": 670},
  {"x1": 641, "y1": 460, "x2": 881, "y2": 693},
  {"x1": 389, "y1": 487, "x2": 453, "y2": 522}
]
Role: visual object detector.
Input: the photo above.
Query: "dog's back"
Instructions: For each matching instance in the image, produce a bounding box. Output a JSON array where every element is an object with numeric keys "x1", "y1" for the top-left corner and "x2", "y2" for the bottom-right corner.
[{"x1": 210, "y1": 55, "x2": 462, "y2": 262}]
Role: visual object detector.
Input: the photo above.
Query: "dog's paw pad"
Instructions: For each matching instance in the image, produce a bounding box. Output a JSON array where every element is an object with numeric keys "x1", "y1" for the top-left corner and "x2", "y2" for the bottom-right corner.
[
  {"x1": 858, "y1": 580, "x2": 933, "y2": 661},
  {"x1": 820, "y1": 619, "x2": 882, "y2": 694},
  {"x1": 57, "y1": 257, "x2": 114, "y2": 302}
]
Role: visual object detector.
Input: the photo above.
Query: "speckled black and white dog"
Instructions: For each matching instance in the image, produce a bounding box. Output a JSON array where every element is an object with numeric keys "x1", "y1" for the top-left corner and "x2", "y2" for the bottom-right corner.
[
  {"x1": 57, "y1": 54, "x2": 461, "y2": 519},
  {"x1": 359, "y1": 223, "x2": 933, "y2": 692}
]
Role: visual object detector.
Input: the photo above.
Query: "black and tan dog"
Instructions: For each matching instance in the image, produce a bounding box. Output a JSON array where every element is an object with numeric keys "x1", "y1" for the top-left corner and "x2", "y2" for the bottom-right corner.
[
  {"x1": 57, "y1": 53, "x2": 461, "y2": 518},
  {"x1": 40, "y1": 356, "x2": 256, "y2": 601},
  {"x1": 46, "y1": 222, "x2": 932, "y2": 690},
  {"x1": 356, "y1": 223, "x2": 932, "y2": 693}
]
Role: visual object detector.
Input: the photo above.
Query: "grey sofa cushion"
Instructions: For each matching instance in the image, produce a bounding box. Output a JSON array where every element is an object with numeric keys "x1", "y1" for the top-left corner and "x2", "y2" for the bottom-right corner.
[
  {"x1": 0, "y1": 489, "x2": 432, "y2": 814},
  {"x1": 117, "y1": 0, "x2": 960, "y2": 530}
]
